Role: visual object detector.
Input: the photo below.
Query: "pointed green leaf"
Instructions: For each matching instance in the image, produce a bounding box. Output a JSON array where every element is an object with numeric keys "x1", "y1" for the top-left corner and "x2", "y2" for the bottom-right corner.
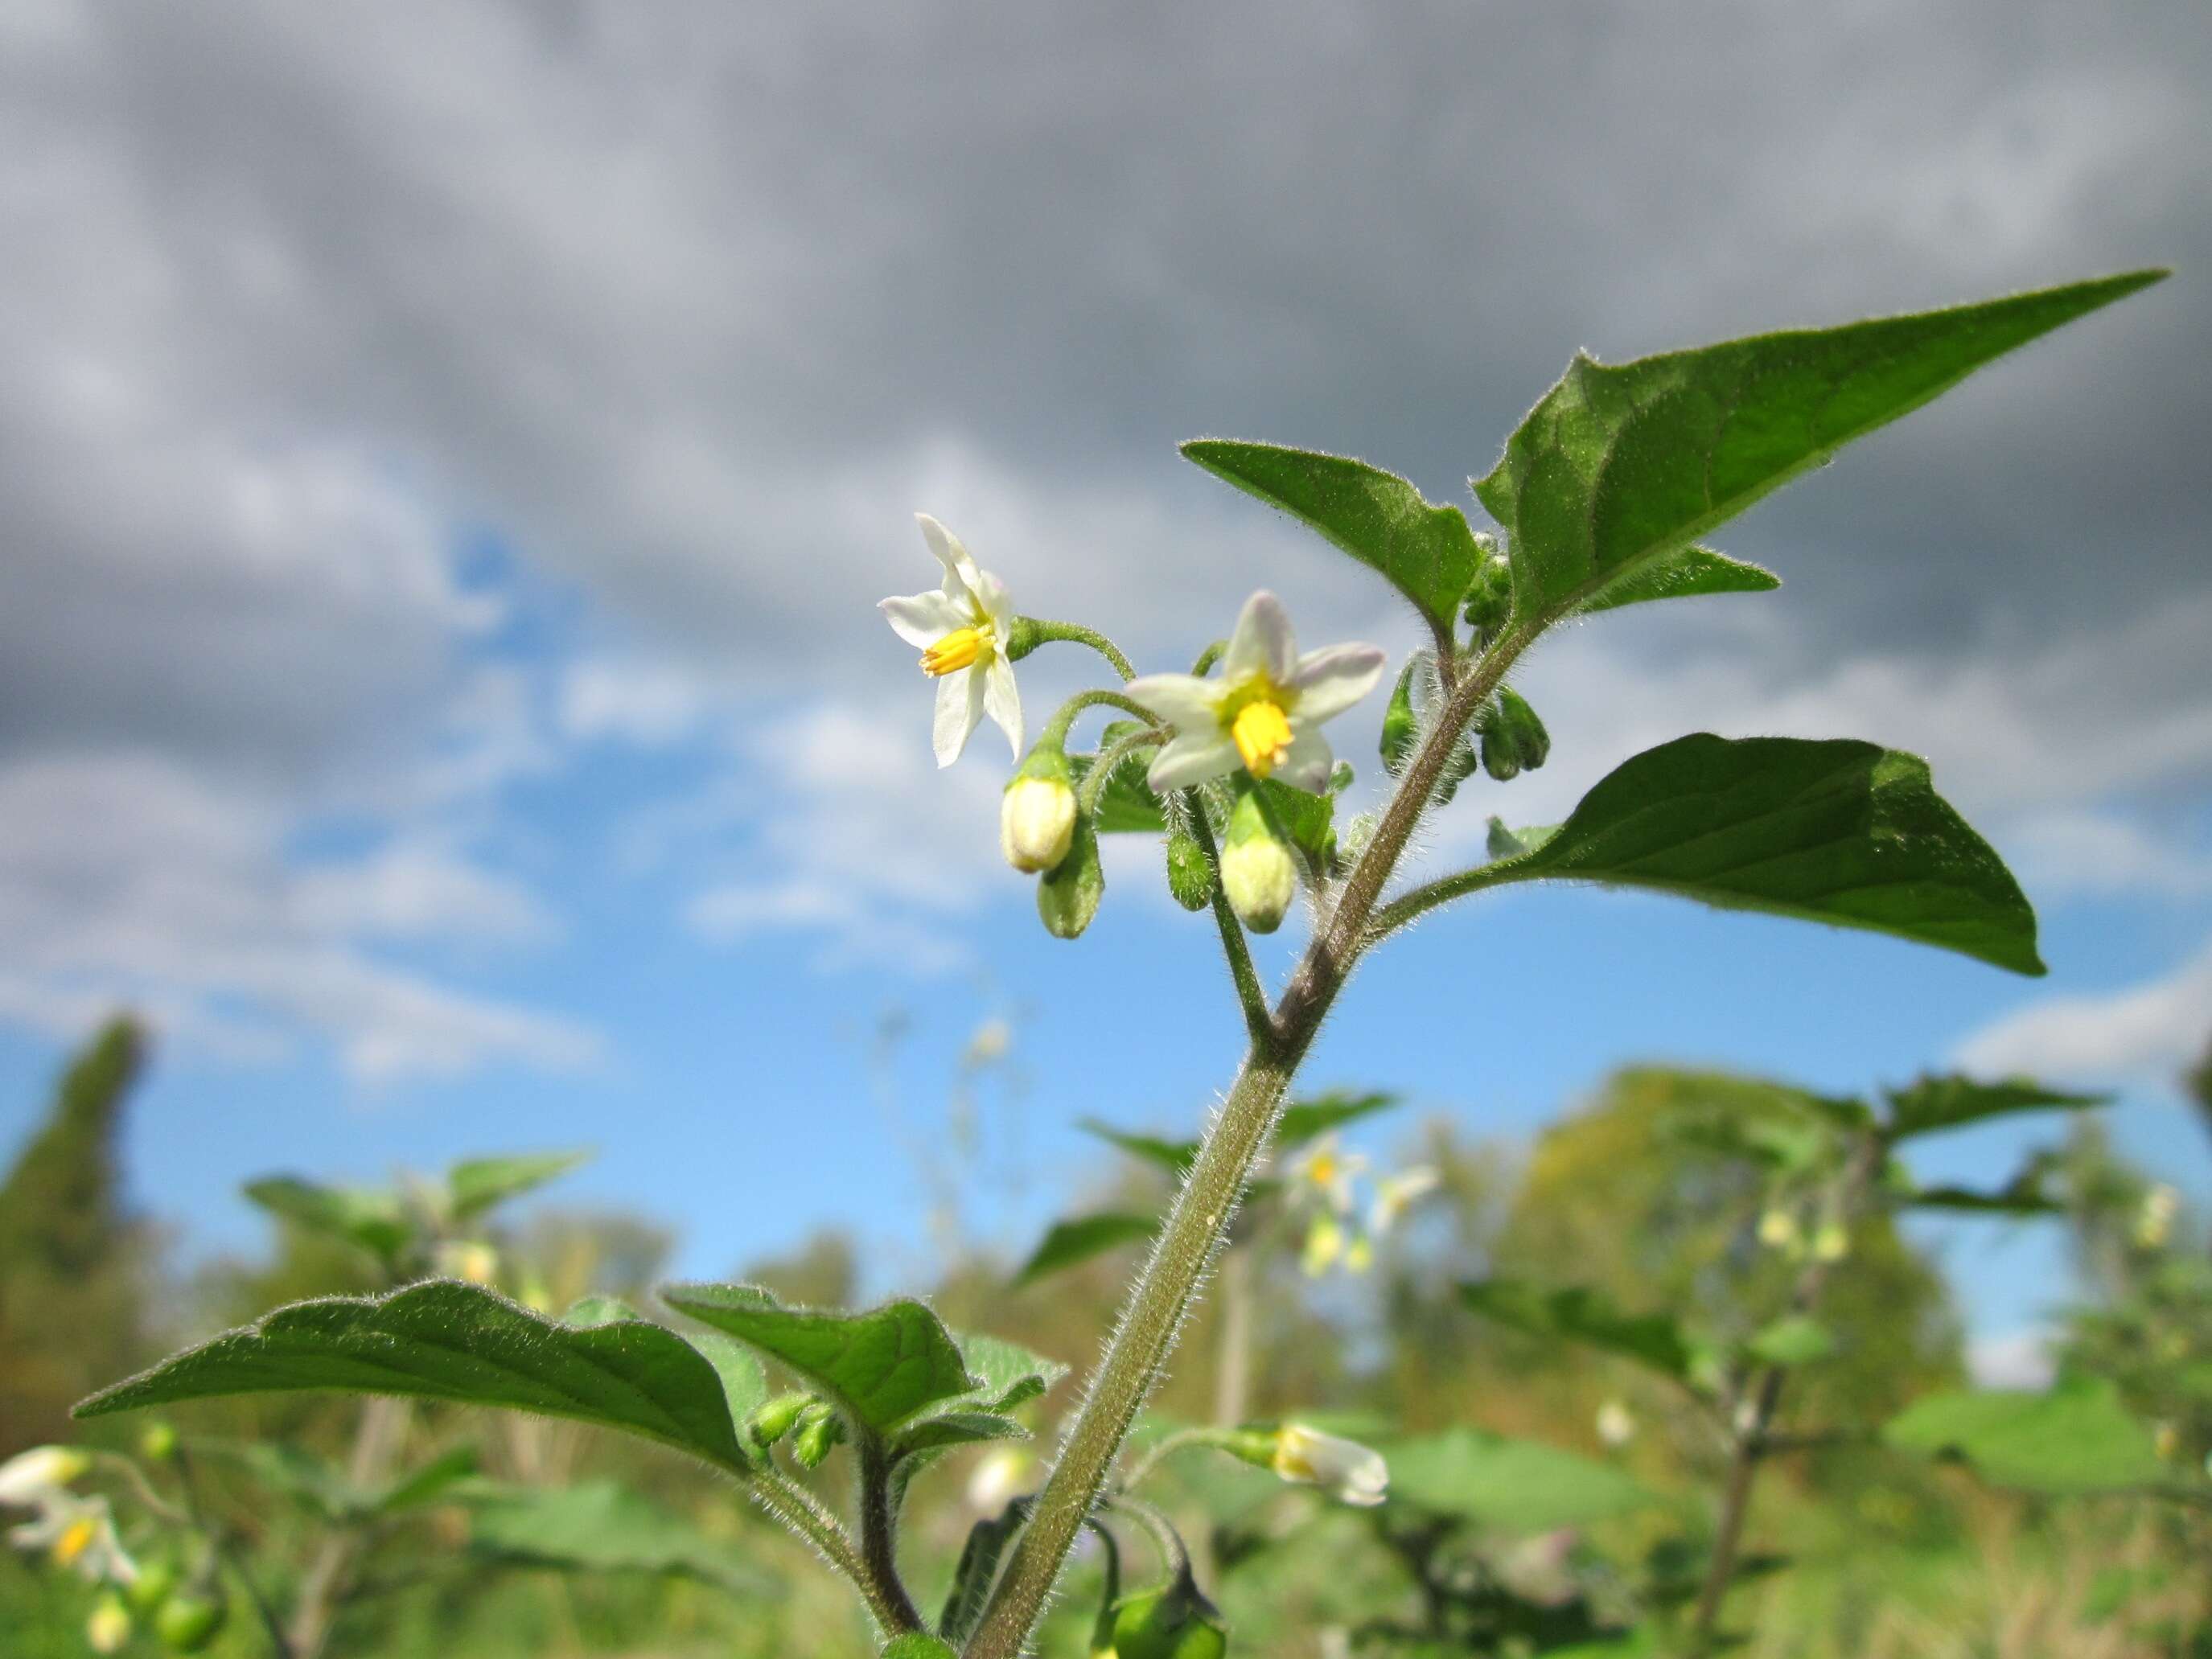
[
  {"x1": 938, "y1": 1501, "x2": 1030, "y2": 1648},
  {"x1": 894, "y1": 1411, "x2": 1029, "y2": 1457},
  {"x1": 1575, "y1": 546, "x2": 1778, "y2": 616},
  {"x1": 1745, "y1": 1316, "x2": 1836, "y2": 1368},
  {"x1": 1486, "y1": 816, "x2": 1560, "y2": 861},
  {"x1": 1387, "y1": 1427, "x2": 1654, "y2": 1532},
  {"x1": 241, "y1": 1177, "x2": 413, "y2": 1267},
  {"x1": 1476, "y1": 272, "x2": 2167, "y2": 616},
  {"x1": 463, "y1": 1479, "x2": 779, "y2": 1595},
  {"x1": 1182, "y1": 439, "x2": 1482, "y2": 632},
  {"x1": 373, "y1": 1444, "x2": 482, "y2": 1513},
  {"x1": 75, "y1": 1281, "x2": 750, "y2": 1473},
  {"x1": 1013, "y1": 1213, "x2": 1161, "y2": 1290},
  {"x1": 1882, "y1": 1377, "x2": 2168, "y2": 1493},
  {"x1": 1276, "y1": 1090, "x2": 1400, "y2": 1149},
  {"x1": 659, "y1": 1283, "x2": 976, "y2": 1435},
  {"x1": 1459, "y1": 1279, "x2": 1694, "y2": 1381},
  {"x1": 1901, "y1": 1183, "x2": 2062, "y2": 1217},
  {"x1": 1458, "y1": 734, "x2": 2045, "y2": 975},
  {"x1": 948, "y1": 1330, "x2": 1069, "y2": 1415},
  {"x1": 1077, "y1": 1119, "x2": 1199, "y2": 1175},
  {"x1": 446, "y1": 1150, "x2": 590, "y2": 1222},
  {"x1": 1883, "y1": 1074, "x2": 2107, "y2": 1140}
]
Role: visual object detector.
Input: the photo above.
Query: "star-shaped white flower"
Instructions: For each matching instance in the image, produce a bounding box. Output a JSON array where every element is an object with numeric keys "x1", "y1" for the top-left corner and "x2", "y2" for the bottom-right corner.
[
  {"x1": 7, "y1": 1493, "x2": 138, "y2": 1585},
  {"x1": 1127, "y1": 593, "x2": 1383, "y2": 794},
  {"x1": 878, "y1": 515, "x2": 1023, "y2": 766},
  {"x1": 1271, "y1": 1423, "x2": 1388, "y2": 1507}
]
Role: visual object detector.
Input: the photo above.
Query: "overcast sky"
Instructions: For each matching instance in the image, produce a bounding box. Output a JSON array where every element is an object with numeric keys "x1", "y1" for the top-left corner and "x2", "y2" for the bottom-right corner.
[{"x1": 2, "y1": 1, "x2": 2207, "y2": 1361}]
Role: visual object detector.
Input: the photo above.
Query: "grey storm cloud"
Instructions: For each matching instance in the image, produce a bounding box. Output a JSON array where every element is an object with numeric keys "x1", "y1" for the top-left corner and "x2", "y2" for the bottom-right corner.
[{"x1": 4, "y1": 0, "x2": 2206, "y2": 785}]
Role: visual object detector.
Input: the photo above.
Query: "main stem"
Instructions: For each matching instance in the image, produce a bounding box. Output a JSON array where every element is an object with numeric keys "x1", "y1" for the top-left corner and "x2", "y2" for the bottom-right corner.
[
  {"x1": 964, "y1": 626, "x2": 1529, "y2": 1659},
  {"x1": 857, "y1": 1435, "x2": 926, "y2": 1634}
]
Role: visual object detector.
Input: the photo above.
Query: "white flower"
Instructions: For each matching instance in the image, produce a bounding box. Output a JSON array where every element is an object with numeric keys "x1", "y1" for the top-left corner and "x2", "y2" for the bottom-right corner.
[
  {"x1": 879, "y1": 515, "x2": 1023, "y2": 766},
  {"x1": 1272, "y1": 1423, "x2": 1388, "y2": 1507},
  {"x1": 1300, "y1": 1212, "x2": 1348, "y2": 1277},
  {"x1": 1596, "y1": 1401, "x2": 1637, "y2": 1448},
  {"x1": 0, "y1": 1446, "x2": 89, "y2": 1508},
  {"x1": 1369, "y1": 1166, "x2": 1441, "y2": 1236},
  {"x1": 1126, "y1": 593, "x2": 1383, "y2": 793},
  {"x1": 1290, "y1": 1134, "x2": 1366, "y2": 1215},
  {"x1": 964, "y1": 1446, "x2": 1036, "y2": 1515},
  {"x1": 8, "y1": 1493, "x2": 138, "y2": 1585},
  {"x1": 437, "y1": 1240, "x2": 500, "y2": 1285}
]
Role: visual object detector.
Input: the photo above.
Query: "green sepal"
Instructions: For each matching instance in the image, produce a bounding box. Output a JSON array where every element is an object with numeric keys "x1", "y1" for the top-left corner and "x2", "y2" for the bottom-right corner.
[
  {"x1": 1038, "y1": 806, "x2": 1106, "y2": 938},
  {"x1": 1379, "y1": 659, "x2": 1419, "y2": 776},
  {"x1": 1108, "y1": 1564, "x2": 1229, "y2": 1659},
  {"x1": 1165, "y1": 831, "x2": 1213, "y2": 910},
  {"x1": 1461, "y1": 540, "x2": 1514, "y2": 639},
  {"x1": 747, "y1": 1391, "x2": 814, "y2": 1449},
  {"x1": 1477, "y1": 687, "x2": 1548, "y2": 781},
  {"x1": 792, "y1": 1400, "x2": 846, "y2": 1468}
]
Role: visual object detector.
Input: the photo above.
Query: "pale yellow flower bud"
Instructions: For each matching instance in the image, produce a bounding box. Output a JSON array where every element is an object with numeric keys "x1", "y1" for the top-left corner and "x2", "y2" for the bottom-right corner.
[{"x1": 1001, "y1": 775, "x2": 1077, "y2": 873}]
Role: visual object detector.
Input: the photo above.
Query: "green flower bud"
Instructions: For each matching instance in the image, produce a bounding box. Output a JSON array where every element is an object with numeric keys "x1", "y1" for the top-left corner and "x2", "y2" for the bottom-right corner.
[
  {"x1": 1109, "y1": 1567, "x2": 1229, "y2": 1659},
  {"x1": 793, "y1": 1402, "x2": 847, "y2": 1469},
  {"x1": 748, "y1": 1391, "x2": 814, "y2": 1450},
  {"x1": 1219, "y1": 789, "x2": 1296, "y2": 934},
  {"x1": 139, "y1": 1421, "x2": 179, "y2": 1463},
  {"x1": 154, "y1": 1593, "x2": 227, "y2": 1654},
  {"x1": 1477, "y1": 687, "x2": 1548, "y2": 780},
  {"x1": 1462, "y1": 540, "x2": 1513, "y2": 639},
  {"x1": 126, "y1": 1559, "x2": 180, "y2": 1616},
  {"x1": 1378, "y1": 660, "x2": 1418, "y2": 777},
  {"x1": 1002, "y1": 743, "x2": 1079, "y2": 873},
  {"x1": 1165, "y1": 831, "x2": 1214, "y2": 911},
  {"x1": 1037, "y1": 807, "x2": 1104, "y2": 939}
]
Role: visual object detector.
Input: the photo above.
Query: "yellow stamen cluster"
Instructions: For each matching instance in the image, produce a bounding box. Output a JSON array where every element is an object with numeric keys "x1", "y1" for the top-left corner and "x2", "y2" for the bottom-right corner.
[
  {"x1": 1231, "y1": 698, "x2": 1293, "y2": 777},
  {"x1": 920, "y1": 626, "x2": 985, "y2": 676},
  {"x1": 54, "y1": 1516, "x2": 97, "y2": 1568}
]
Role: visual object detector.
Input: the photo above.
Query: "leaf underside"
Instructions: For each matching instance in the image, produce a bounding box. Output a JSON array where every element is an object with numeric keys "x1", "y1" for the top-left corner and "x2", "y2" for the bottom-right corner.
[
  {"x1": 1013, "y1": 1212, "x2": 1162, "y2": 1289},
  {"x1": 1882, "y1": 1074, "x2": 2107, "y2": 1140},
  {"x1": 75, "y1": 1280, "x2": 750, "y2": 1474},
  {"x1": 1474, "y1": 734, "x2": 2045, "y2": 975}
]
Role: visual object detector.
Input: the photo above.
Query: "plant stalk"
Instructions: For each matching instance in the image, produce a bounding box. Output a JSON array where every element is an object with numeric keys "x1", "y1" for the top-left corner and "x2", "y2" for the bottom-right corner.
[{"x1": 857, "y1": 1435, "x2": 925, "y2": 1634}]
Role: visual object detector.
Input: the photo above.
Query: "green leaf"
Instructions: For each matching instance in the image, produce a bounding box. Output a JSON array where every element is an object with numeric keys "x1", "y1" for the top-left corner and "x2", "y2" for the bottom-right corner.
[
  {"x1": 1900, "y1": 1183, "x2": 2062, "y2": 1218},
  {"x1": 1078, "y1": 1119, "x2": 1200, "y2": 1175},
  {"x1": 463, "y1": 1479, "x2": 779, "y2": 1596},
  {"x1": 1387, "y1": 1427, "x2": 1654, "y2": 1532},
  {"x1": 446, "y1": 1150, "x2": 590, "y2": 1222},
  {"x1": 374, "y1": 1443, "x2": 483, "y2": 1513},
  {"x1": 938, "y1": 1501, "x2": 1030, "y2": 1649},
  {"x1": 1475, "y1": 272, "x2": 2168, "y2": 617},
  {"x1": 1459, "y1": 1279, "x2": 1694, "y2": 1381},
  {"x1": 1258, "y1": 776, "x2": 1338, "y2": 869},
  {"x1": 75, "y1": 1281, "x2": 751, "y2": 1474},
  {"x1": 1276, "y1": 1090, "x2": 1399, "y2": 1149},
  {"x1": 1182, "y1": 439, "x2": 1483, "y2": 633},
  {"x1": 948, "y1": 1330, "x2": 1069, "y2": 1415},
  {"x1": 1013, "y1": 1213, "x2": 1161, "y2": 1290},
  {"x1": 894, "y1": 1411, "x2": 1029, "y2": 1456},
  {"x1": 884, "y1": 1640, "x2": 960, "y2": 1659},
  {"x1": 1882, "y1": 1377, "x2": 2168, "y2": 1493},
  {"x1": 658, "y1": 1283, "x2": 976, "y2": 1435},
  {"x1": 1745, "y1": 1316, "x2": 1836, "y2": 1368},
  {"x1": 241, "y1": 1177, "x2": 413, "y2": 1268},
  {"x1": 1574, "y1": 545, "x2": 1778, "y2": 616},
  {"x1": 1485, "y1": 816, "x2": 1561, "y2": 862},
  {"x1": 1461, "y1": 734, "x2": 2045, "y2": 975},
  {"x1": 1883, "y1": 1074, "x2": 2107, "y2": 1140},
  {"x1": 1086, "y1": 721, "x2": 1170, "y2": 834}
]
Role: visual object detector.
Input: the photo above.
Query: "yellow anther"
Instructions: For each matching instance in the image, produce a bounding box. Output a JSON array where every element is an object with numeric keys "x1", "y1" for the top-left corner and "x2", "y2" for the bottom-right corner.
[
  {"x1": 1231, "y1": 698, "x2": 1293, "y2": 777},
  {"x1": 919, "y1": 627, "x2": 985, "y2": 676},
  {"x1": 54, "y1": 1516, "x2": 97, "y2": 1567}
]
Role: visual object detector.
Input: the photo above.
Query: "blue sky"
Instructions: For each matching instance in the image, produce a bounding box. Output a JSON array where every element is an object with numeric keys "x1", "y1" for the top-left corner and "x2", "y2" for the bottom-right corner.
[{"x1": 2, "y1": 2, "x2": 2209, "y2": 1382}]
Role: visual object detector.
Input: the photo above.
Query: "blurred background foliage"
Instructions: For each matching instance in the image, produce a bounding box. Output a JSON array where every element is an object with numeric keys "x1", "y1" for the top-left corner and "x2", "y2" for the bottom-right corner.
[{"x1": 3, "y1": 1019, "x2": 2207, "y2": 1657}]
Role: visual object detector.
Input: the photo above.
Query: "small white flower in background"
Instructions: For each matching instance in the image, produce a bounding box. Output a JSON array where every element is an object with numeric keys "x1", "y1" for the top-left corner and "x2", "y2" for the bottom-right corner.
[
  {"x1": 87, "y1": 1592, "x2": 132, "y2": 1654},
  {"x1": 962, "y1": 1016, "x2": 1013, "y2": 1067},
  {"x1": 879, "y1": 514, "x2": 1023, "y2": 766},
  {"x1": 1290, "y1": 1134, "x2": 1366, "y2": 1215},
  {"x1": 8, "y1": 1492, "x2": 138, "y2": 1585},
  {"x1": 1271, "y1": 1423, "x2": 1388, "y2": 1506},
  {"x1": 964, "y1": 1445, "x2": 1037, "y2": 1515},
  {"x1": 1596, "y1": 1400, "x2": 1637, "y2": 1449},
  {"x1": 1127, "y1": 593, "x2": 1383, "y2": 793},
  {"x1": 1370, "y1": 1166, "x2": 1441, "y2": 1236},
  {"x1": 2135, "y1": 1184, "x2": 2179, "y2": 1250},
  {"x1": 0, "y1": 1446, "x2": 89, "y2": 1508},
  {"x1": 437, "y1": 1240, "x2": 500, "y2": 1285}
]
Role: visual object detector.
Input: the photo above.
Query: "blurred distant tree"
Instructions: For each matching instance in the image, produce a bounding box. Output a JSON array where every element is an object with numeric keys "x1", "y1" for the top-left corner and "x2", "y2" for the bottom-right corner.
[
  {"x1": 2189, "y1": 1033, "x2": 2212, "y2": 1156},
  {"x1": 0, "y1": 1016, "x2": 150, "y2": 1456}
]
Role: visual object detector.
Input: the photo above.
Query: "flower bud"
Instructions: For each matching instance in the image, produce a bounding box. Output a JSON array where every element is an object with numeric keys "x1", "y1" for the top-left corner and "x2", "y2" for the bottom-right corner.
[
  {"x1": 154, "y1": 1593, "x2": 227, "y2": 1654},
  {"x1": 1379, "y1": 660, "x2": 1418, "y2": 776},
  {"x1": 139, "y1": 1421, "x2": 179, "y2": 1464},
  {"x1": 1267, "y1": 1422, "x2": 1388, "y2": 1506},
  {"x1": 1757, "y1": 1207, "x2": 1801, "y2": 1252},
  {"x1": 1108, "y1": 1567, "x2": 1229, "y2": 1659},
  {"x1": 0, "y1": 1444, "x2": 91, "y2": 1502},
  {"x1": 793, "y1": 1401, "x2": 847, "y2": 1469},
  {"x1": 1811, "y1": 1222, "x2": 1849, "y2": 1263},
  {"x1": 1164, "y1": 831, "x2": 1213, "y2": 911},
  {"x1": 1477, "y1": 687, "x2": 1548, "y2": 781},
  {"x1": 1002, "y1": 744, "x2": 1079, "y2": 873},
  {"x1": 1219, "y1": 790, "x2": 1296, "y2": 934},
  {"x1": 1462, "y1": 541, "x2": 1513, "y2": 639},
  {"x1": 748, "y1": 1391, "x2": 814, "y2": 1450},
  {"x1": 128, "y1": 1560, "x2": 180, "y2": 1616},
  {"x1": 88, "y1": 1593, "x2": 132, "y2": 1655}
]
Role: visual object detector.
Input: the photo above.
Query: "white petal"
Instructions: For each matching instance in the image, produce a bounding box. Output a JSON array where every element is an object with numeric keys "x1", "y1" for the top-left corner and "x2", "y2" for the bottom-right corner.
[
  {"x1": 1223, "y1": 590, "x2": 1296, "y2": 686},
  {"x1": 1289, "y1": 643, "x2": 1387, "y2": 724},
  {"x1": 1125, "y1": 672, "x2": 1222, "y2": 733},
  {"x1": 1147, "y1": 732, "x2": 1240, "y2": 792},
  {"x1": 879, "y1": 590, "x2": 968, "y2": 649},
  {"x1": 916, "y1": 513, "x2": 984, "y2": 605},
  {"x1": 1273, "y1": 728, "x2": 1334, "y2": 794},
  {"x1": 932, "y1": 667, "x2": 986, "y2": 767},
  {"x1": 983, "y1": 655, "x2": 1023, "y2": 758},
  {"x1": 972, "y1": 565, "x2": 1016, "y2": 630}
]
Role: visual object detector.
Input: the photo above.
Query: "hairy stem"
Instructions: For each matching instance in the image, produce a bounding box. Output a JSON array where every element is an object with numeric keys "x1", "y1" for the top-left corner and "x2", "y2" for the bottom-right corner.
[
  {"x1": 1018, "y1": 618, "x2": 1139, "y2": 682},
  {"x1": 173, "y1": 1443, "x2": 294, "y2": 1659},
  {"x1": 1077, "y1": 729, "x2": 1166, "y2": 817},
  {"x1": 1179, "y1": 789, "x2": 1270, "y2": 1045},
  {"x1": 1042, "y1": 688, "x2": 1162, "y2": 750},
  {"x1": 1687, "y1": 1135, "x2": 1885, "y2": 1655},
  {"x1": 964, "y1": 626, "x2": 1532, "y2": 1658},
  {"x1": 290, "y1": 1394, "x2": 409, "y2": 1658},
  {"x1": 857, "y1": 1435, "x2": 925, "y2": 1634},
  {"x1": 750, "y1": 1466, "x2": 894, "y2": 1633}
]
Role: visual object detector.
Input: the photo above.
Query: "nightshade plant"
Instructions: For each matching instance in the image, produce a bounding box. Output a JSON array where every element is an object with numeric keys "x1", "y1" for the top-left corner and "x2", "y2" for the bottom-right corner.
[{"x1": 69, "y1": 271, "x2": 2173, "y2": 1657}]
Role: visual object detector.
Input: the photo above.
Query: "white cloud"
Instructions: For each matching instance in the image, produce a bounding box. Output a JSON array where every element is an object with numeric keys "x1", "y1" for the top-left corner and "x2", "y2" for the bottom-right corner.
[
  {"x1": 2004, "y1": 811, "x2": 2212, "y2": 899},
  {"x1": 559, "y1": 659, "x2": 713, "y2": 748},
  {"x1": 1952, "y1": 940, "x2": 2212, "y2": 1083}
]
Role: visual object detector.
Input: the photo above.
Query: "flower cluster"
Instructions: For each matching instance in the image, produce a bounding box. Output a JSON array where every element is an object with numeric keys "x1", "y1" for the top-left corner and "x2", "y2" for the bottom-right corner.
[
  {"x1": 1, "y1": 1446, "x2": 145, "y2": 1652},
  {"x1": 1285, "y1": 1133, "x2": 1441, "y2": 1276}
]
